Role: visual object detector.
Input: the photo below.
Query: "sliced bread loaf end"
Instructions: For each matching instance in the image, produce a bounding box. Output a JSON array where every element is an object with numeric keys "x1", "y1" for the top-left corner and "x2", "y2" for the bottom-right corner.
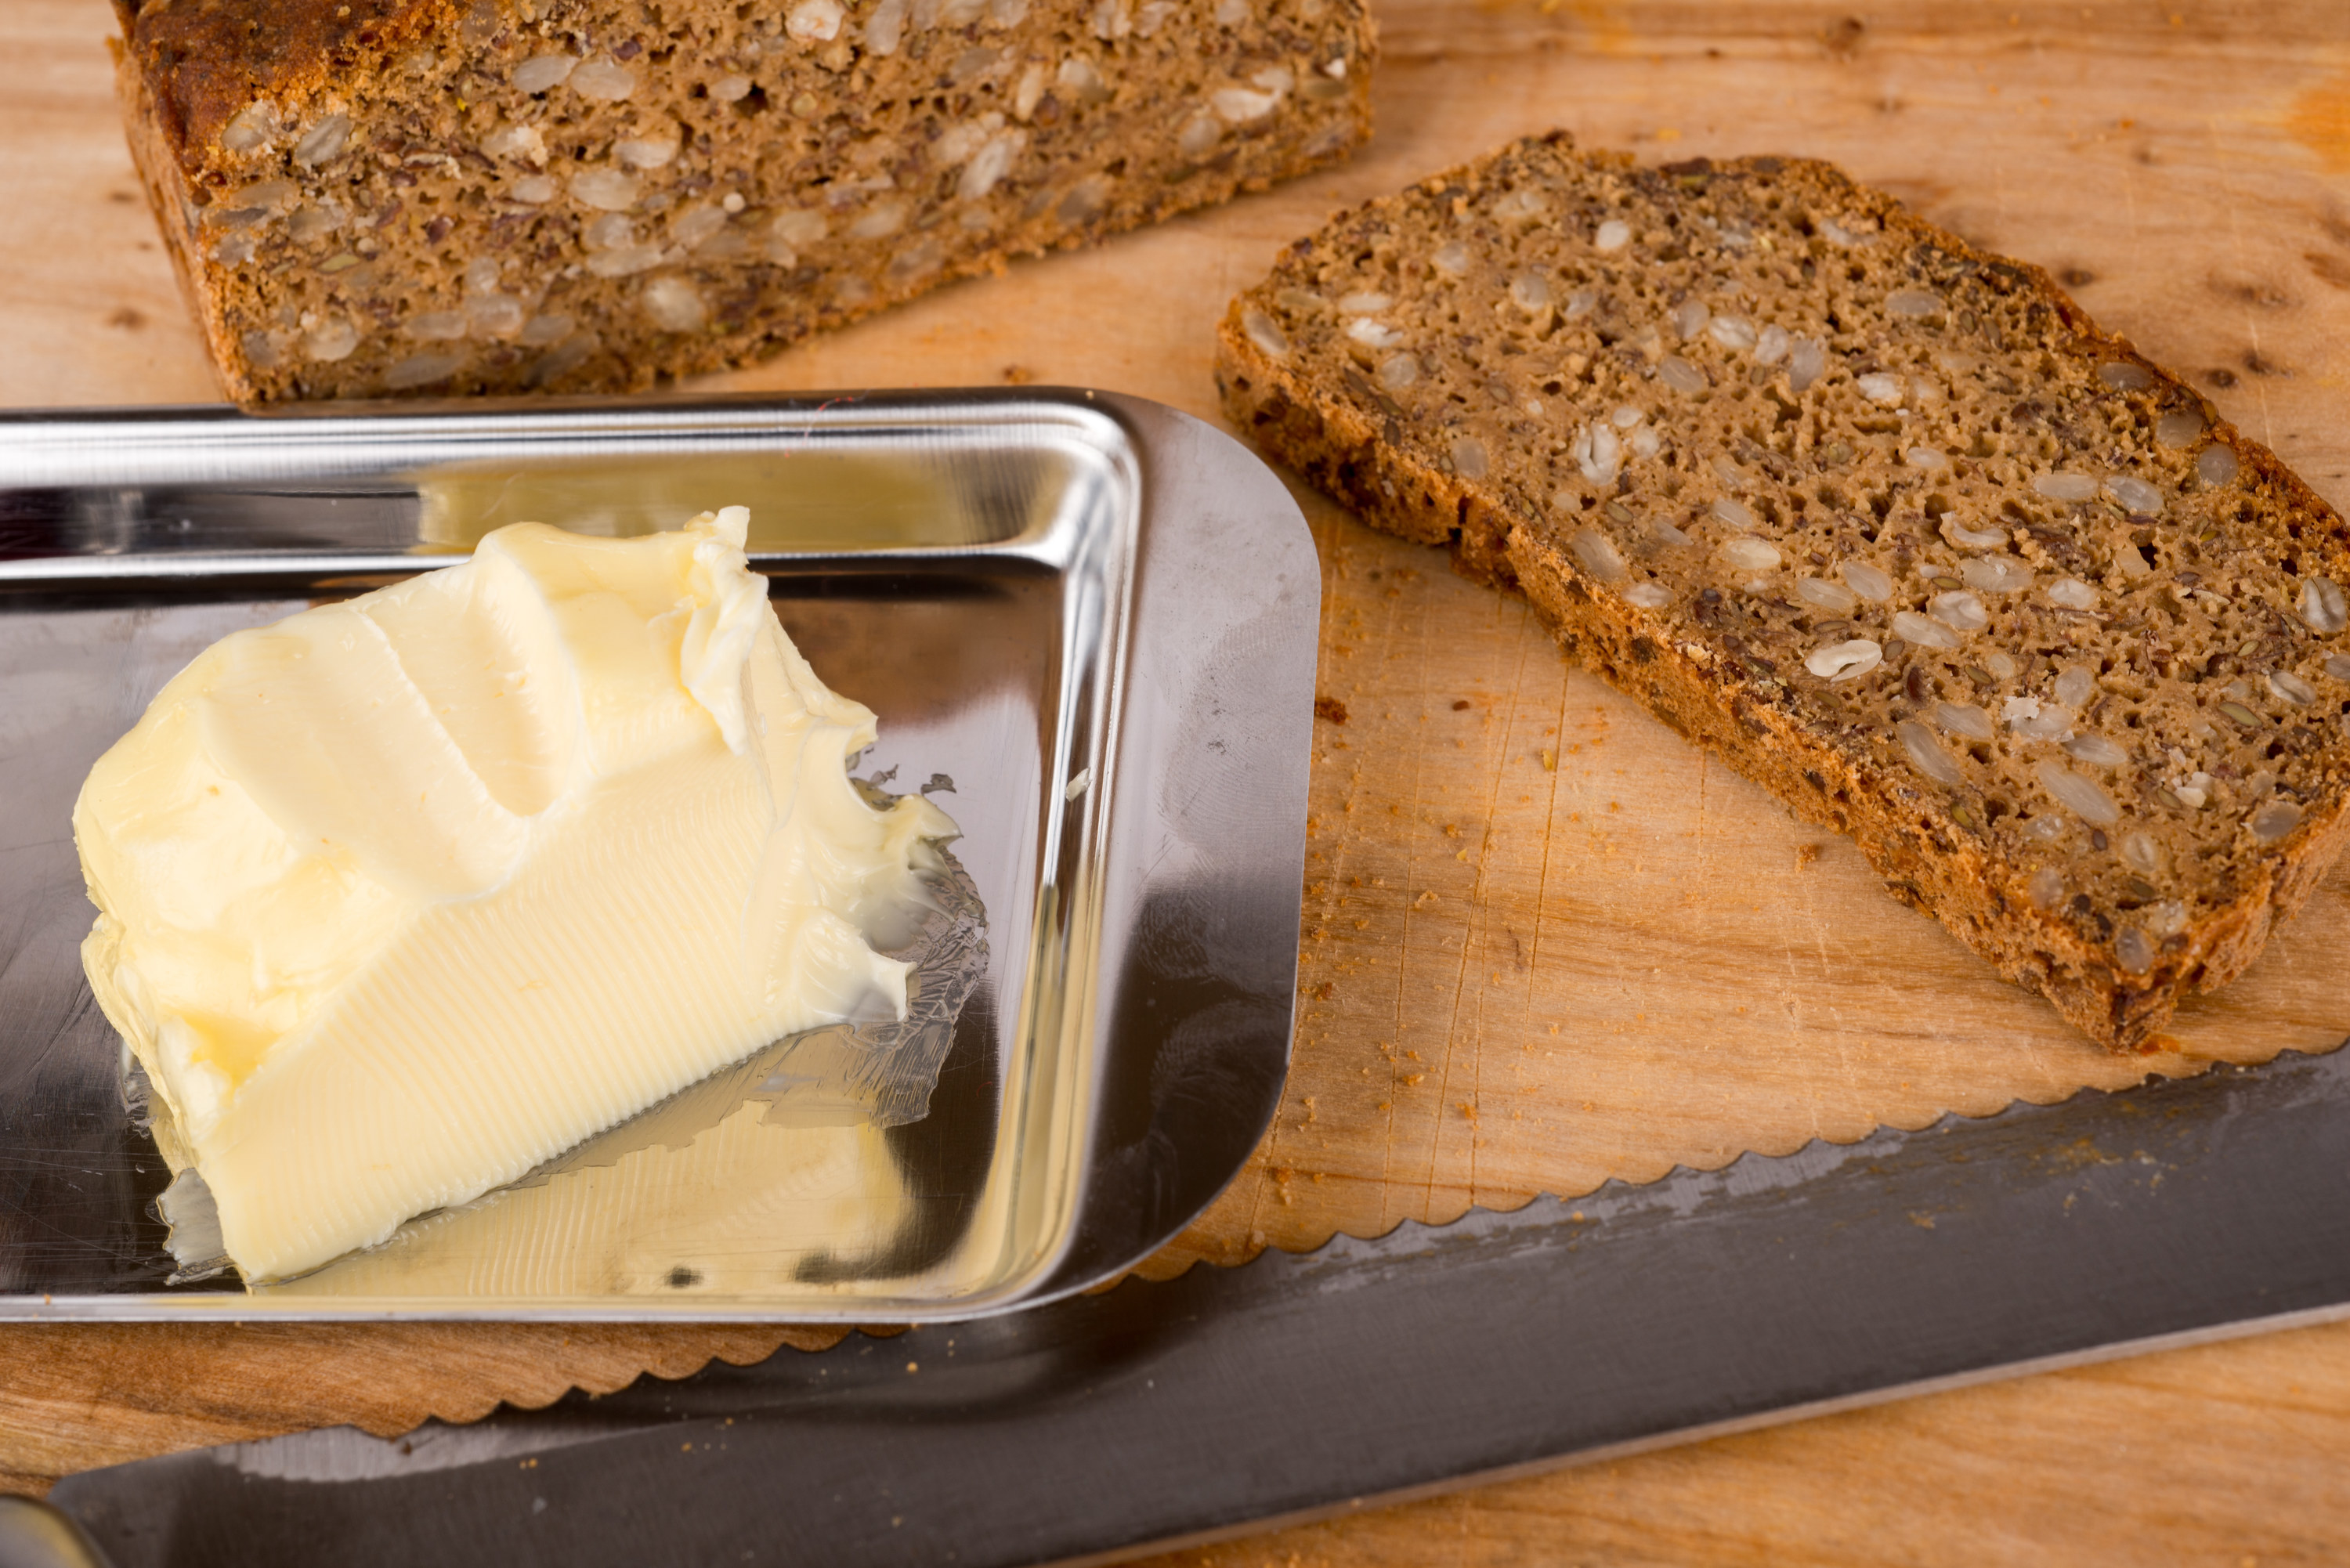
[
  {"x1": 113, "y1": 0, "x2": 1373, "y2": 400},
  {"x1": 1216, "y1": 131, "x2": 2350, "y2": 1050}
]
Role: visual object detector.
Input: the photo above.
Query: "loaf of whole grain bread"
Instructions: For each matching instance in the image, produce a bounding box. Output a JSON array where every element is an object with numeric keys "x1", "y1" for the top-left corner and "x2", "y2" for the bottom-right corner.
[
  {"x1": 1217, "y1": 132, "x2": 2350, "y2": 1050},
  {"x1": 111, "y1": 0, "x2": 1372, "y2": 400}
]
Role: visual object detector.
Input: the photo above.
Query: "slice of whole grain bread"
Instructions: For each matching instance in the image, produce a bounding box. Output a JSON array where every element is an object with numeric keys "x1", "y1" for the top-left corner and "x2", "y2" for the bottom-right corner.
[{"x1": 1216, "y1": 130, "x2": 2350, "y2": 1050}]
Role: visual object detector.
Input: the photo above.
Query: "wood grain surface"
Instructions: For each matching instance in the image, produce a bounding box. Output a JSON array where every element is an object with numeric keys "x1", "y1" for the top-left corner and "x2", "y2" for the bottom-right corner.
[{"x1": 7, "y1": 0, "x2": 2350, "y2": 1559}]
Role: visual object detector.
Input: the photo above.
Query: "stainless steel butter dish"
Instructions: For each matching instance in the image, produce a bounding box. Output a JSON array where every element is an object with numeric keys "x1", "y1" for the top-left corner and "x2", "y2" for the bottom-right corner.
[{"x1": 0, "y1": 388, "x2": 1318, "y2": 1321}]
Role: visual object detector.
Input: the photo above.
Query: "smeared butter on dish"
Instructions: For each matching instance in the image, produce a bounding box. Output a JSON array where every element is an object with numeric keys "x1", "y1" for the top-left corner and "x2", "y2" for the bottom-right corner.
[{"x1": 74, "y1": 508, "x2": 956, "y2": 1282}]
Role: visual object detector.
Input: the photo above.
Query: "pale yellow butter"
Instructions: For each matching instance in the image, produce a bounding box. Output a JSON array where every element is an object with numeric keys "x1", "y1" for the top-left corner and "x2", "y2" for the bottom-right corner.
[{"x1": 74, "y1": 508, "x2": 955, "y2": 1281}]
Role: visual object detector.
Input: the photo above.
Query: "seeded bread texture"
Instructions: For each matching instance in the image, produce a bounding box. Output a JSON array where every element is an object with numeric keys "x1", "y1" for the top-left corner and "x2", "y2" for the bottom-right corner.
[
  {"x1": 110, "y1": 0, "x2": 1373, "y2": 400},
  {"x1": 1217, "y1": 132, "x2": 2350, "y2": 1051}
]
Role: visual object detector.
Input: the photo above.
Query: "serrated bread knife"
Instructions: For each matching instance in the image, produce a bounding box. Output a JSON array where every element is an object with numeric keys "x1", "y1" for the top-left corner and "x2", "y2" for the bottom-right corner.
[{"x1": 40, "y1": 1042, "x2": 2350, "y2": 1567}]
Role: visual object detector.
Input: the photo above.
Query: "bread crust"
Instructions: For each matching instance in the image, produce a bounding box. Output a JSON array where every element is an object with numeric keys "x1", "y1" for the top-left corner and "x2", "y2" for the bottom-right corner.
[
  {"x1": 115, "y1": 0, "x2": 454, "y2": 186},
  {"x1": 109, "y1": 25, "x2": 254, "y2": 399},
  {"x1": 1217, "y1": 131, "x2": 2350, "y2": 1050},
  {"x1": 112, "y1": 0, "x2": 1376, "y2": 400}
]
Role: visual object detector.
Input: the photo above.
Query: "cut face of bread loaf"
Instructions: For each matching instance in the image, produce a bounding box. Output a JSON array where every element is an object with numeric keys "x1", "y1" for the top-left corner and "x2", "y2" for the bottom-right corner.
[
  {"x1": 1217, "y1": 131, "x2": 2350, "y2": 1050},
  {"x1": 111, "y1": 0, "x2": 1372, "y2": 400}
]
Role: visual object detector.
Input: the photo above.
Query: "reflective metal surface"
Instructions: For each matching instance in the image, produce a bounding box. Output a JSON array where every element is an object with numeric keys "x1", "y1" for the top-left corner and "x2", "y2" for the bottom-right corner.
[
  {"x1": 0, "y1": 1498, "x2": 114, "y2": 1568},
  {"x1": 45, "y1": 1042, "x2": 2350, "y2": 1568},
  {"x1": 0, "y1": 389, "x2": 1318, "y2": 1320}
]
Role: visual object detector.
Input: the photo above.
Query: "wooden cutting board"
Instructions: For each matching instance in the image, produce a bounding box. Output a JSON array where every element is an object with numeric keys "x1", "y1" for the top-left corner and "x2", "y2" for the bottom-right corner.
[{"x1": 7, "y1": 0, "x2": 2350, "y2": 1558}]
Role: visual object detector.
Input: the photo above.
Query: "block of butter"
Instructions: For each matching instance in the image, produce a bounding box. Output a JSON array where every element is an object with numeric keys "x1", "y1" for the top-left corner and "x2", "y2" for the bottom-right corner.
[{"x1": 74, "y1": 508, "x2": 956, "y2": 1282}]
